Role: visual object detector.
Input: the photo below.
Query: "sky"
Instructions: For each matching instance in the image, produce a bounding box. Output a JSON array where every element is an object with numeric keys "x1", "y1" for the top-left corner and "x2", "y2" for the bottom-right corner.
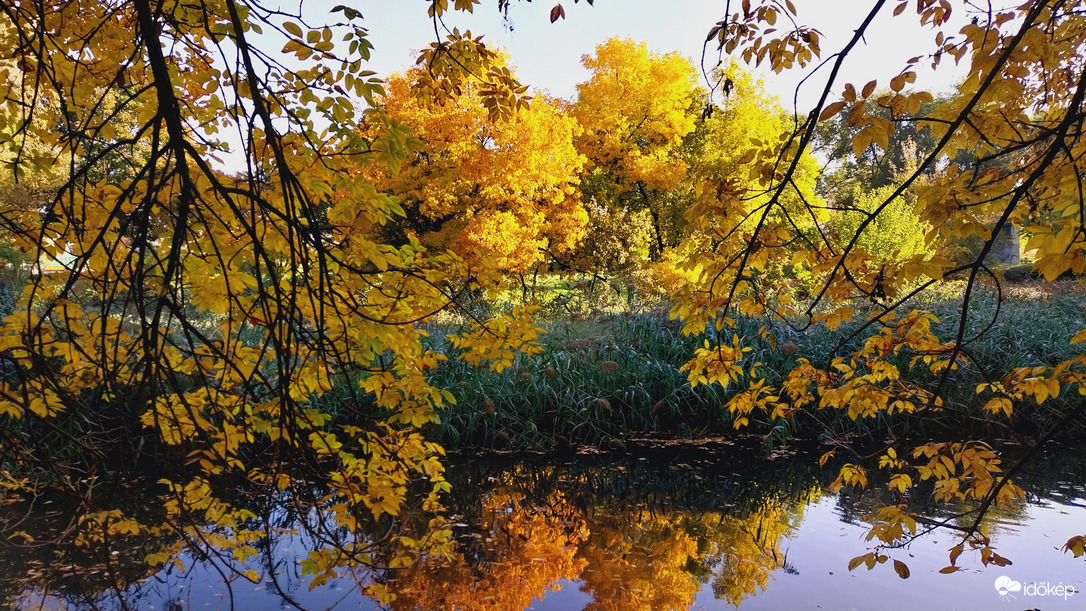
[{"x1": 333, "y1": 0, "x2": 978, "y2": 113}]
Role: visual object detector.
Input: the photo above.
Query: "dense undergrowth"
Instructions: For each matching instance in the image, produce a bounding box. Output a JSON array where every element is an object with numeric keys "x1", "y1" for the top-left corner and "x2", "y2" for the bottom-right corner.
[{"x1": 420, "y1": 278, "x2": 1086, "y2": 451}]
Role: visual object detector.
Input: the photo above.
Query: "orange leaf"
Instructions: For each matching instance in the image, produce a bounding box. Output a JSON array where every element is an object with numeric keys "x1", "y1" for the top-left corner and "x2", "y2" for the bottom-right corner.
[
  {"x1": 819, "y1": 101, "x2": 847, "y2": 121},
  {"x1": 893, "y1": 559, "x2": 911, "y2": 579},
  {"x1": 949, "y1": 544, "x2": 964, "y2": 565}
]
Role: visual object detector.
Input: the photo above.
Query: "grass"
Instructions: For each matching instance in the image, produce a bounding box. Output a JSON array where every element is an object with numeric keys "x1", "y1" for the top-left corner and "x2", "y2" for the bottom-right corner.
[
  {"x1": 422, "y1": 277, "x2": 1086, "y2": 450},
  {"x1": 422, "y1": 312, "x2": 734, "y2": 449}
]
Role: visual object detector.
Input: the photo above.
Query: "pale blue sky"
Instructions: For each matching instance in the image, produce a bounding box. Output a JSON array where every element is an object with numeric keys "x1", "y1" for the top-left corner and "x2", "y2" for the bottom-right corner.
[{"x1": 336, "y1": 0, "x2": 974, "y2": 111}]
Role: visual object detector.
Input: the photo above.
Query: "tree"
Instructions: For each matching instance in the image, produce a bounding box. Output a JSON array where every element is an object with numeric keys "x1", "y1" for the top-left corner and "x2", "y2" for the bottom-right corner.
[
  {"x1": 569, "y1": 38, "x2": 699, "y2": 266},
  {"x1": 366, "y1": 65, "x2": 587, "y2": 274},
  {"x1": 826, "y1": 184, "x2": 932, "y2": 267},
  {"x1": 566, "y1": 41, "x2": 823, "y2": 290},
  {"x1": 812, "y1": 89, "x2": 942, "y2": 196},
  {"x1": 0, "y1": 0, "x2": 543, "y2": 590},
  {"x1": 676, "y1": 0, "x2": 1086, "y2": 571}
]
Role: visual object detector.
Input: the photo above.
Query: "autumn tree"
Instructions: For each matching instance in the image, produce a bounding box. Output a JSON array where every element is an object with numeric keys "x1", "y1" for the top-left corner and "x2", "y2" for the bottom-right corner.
[
  {"x1": 673, "y1": 0, "x2": 1086, "y2": 570},
  {"x1": 813, "y1": 89, "x2": 942, "y2": 195},
  {"x1": 0, "y1": 0, "x2": 543, "y2": 593},
  {"x1": 368, "y1": 63, "x2": 587, "y2": 274},
  {"x1": 568, "y1": 37, "x2": 700, "y2": 268},
  {"x1": 641, "y1": 62, "x2": 824, "y2": 299},
  {"x1": 566, "y1": 39, "x2": 823, "y2": 300}
]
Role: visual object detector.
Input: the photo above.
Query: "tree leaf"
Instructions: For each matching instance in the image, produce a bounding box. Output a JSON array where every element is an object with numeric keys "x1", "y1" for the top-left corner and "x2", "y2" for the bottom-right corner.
[
  {"x1": 949, "y1": 544, "x2": 964, "y2": 565},
  {"x1": 283, "y1": 21, "x2": 303, "y2": 38},
  {"x1": 893, "y1": 559, "x2": 911, "y2": 579},
  {"x1": 819, "y1": 101, "x2": 847, "y2": 121},
  {"x1": 852, "y1": 128, "x2": 873, "y2": 158}
]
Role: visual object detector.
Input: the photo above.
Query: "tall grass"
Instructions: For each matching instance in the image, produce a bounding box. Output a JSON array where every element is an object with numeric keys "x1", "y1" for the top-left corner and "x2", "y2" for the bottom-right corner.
[
  {"x1": 422, "y1": 313, "x2": 734, "y2": 449},
  {"x1": 421, "y1": 278, "x2": 1086, "y2": 450}
]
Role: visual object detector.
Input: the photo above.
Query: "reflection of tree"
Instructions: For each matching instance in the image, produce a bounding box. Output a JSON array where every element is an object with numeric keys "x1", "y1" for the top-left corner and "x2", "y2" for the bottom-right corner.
[
  {"x1": 0, "y1": 488, "x2": 181, "y2": 611},
  {"x1": 575, "y1": 498, "x2": 810, "y2": 610},
  {"x1": 374, "y1": 448, "x2": 819, "y2": 611},
  {"x1": 386, "y1": 489, "x2": 588, "y2": 611},
  {"x1": 697, "y1": 500, "x2": 809, "y2": 607},
  {"x1": 576, "y1": 513, "x2": 700, "y2": 611},
  {"x1": 12, "y1": 440, "x2": 1074, "y2": 610}
]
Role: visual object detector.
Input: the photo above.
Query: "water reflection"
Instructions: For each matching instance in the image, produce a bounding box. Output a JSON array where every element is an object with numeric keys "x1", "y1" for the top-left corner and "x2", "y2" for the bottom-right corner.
[{"x1": 3, "y1": 438, "x2": 1084, "y2": 611}]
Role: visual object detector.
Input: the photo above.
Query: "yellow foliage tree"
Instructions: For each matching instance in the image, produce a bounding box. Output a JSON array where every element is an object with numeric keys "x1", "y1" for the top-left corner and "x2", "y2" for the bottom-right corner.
[
  {"x1": 368, "y1": 66, "x2": 588, "y2": 273},
  {"x1": 568, "y1": 38, "x2": 699, "y2": 267},
  {"x1": 0, "y1": 0, "x2": 542, "y2": 585},
  {"x1": 674, "y1": 0, "x2": 1086, "y2": 569},
  {"x1": 573, "y1": 38, "x2": 698, "y2": 193}
]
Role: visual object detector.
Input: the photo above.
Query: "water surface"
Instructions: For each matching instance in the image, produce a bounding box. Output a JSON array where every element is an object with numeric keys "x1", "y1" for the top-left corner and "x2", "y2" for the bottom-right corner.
[{"x1": 5, "y1": 438, "x2": 1084, "y2": 610}]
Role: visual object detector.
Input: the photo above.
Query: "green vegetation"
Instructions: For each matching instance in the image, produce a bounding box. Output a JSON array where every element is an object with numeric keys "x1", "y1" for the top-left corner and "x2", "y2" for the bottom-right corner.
[{"x1": 422, "y1": 277, "x2": 1086, "y2": 450}]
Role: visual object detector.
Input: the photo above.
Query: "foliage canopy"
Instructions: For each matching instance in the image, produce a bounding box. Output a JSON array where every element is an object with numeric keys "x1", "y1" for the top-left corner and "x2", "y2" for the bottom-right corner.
[{"x1": 0, "y1": 0, "x2": 1085, "y2": 597}]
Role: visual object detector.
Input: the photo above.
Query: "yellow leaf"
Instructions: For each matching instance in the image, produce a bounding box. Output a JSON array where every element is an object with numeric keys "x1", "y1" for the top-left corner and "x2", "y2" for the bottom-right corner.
[
  {"x1": 819, "y1": 449, "x2": 836, "y2": 466},
  {"x1": 145, "y1": 551, "x2": 171, "y2": 566},
  {"x1": 949, "y1": 544, "x2": 964, "y2": 565},
  {"x1": 872, "y1": 125, "x2": 890, "y2": 151},
  {"x1": 852, "y1": 128, "x2": 872, "y2": 158}
]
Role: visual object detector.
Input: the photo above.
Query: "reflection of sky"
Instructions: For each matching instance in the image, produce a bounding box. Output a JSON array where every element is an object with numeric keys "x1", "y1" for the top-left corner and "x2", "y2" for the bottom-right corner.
[
  {"x1": 723, "y1": 494, "x2": 1086, "y2": 611},
  {"x1": 19, "y1": 489, "x2": 1083, "y2": 611}
]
